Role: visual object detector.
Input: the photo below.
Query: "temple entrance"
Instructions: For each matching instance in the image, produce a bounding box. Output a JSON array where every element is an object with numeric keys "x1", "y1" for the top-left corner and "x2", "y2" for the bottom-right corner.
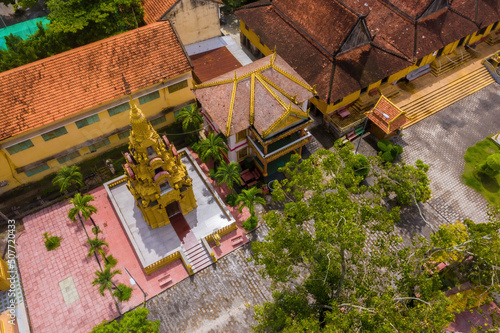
[{"x1": 166, "y1": 201, "x2": 181, "y2": 217}]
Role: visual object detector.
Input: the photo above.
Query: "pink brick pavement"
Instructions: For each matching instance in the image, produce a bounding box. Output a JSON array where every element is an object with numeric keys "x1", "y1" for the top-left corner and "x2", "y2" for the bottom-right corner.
[{"x1": 18, "y1": 152, "x2": 253, "y2": 332}]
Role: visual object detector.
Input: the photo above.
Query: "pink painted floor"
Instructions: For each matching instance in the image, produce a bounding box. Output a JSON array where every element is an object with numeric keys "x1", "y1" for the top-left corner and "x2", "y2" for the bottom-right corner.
[{"x1": 18, "y1": 152, "x2": 252, "y2": 332}]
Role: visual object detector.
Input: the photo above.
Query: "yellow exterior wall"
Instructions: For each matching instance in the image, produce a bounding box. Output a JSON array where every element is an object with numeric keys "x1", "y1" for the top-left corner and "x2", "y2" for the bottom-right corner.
[
  {"x1": 240, "y1": 21, "x2": 273, "y2": 56},
  {"x1": 0, "y1": 74, "x2": 195, "y2": 193},
  {"x1": 166, "y1": 0, "x2": 221, "y2": 45}
]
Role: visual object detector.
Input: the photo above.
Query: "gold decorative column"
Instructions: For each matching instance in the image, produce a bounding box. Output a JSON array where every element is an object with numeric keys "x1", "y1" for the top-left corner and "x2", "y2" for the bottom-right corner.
[{"x1": 122, "y1": 101, "x2": 197, "y2": 228}]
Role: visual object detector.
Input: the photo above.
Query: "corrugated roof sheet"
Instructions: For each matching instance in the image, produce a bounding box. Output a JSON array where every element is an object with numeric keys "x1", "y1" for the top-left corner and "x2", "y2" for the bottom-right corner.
[
  {"x1": 191, "y1": 47, "x2": 243, "y2": 83},
  {"x1": 0, "y1": 21, "x2": 191, "y2": 141}
]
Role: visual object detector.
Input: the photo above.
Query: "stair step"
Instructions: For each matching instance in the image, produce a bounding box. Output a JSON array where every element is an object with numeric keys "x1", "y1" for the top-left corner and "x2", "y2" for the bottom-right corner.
[
  {"x1": 402, "y1": 75, "x2": 493, "y2": 113},
  {"x1": 193, "y1": 258, "x2": 212, "y2": 272},
  {"x1": 185, "y1": 244, "x2": 203, "y2": 254},
  {"x1": 189, "y1": 250, "x2": 208, "y2": 262},
  {"x1": 399, "y1": 67, "x2": 494, "y2": 128}
]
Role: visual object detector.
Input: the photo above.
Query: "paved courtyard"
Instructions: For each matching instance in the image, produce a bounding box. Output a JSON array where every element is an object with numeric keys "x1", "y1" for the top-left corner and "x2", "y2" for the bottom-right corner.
[{"x1": 394, "y1": 83, "x2": 500, "y2": 224}]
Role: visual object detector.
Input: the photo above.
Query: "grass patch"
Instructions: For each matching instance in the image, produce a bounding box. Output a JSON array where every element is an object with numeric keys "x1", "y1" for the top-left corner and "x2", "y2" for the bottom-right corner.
[{"x1": 462, "y1": 138, "x2": 500, "y2": 207}]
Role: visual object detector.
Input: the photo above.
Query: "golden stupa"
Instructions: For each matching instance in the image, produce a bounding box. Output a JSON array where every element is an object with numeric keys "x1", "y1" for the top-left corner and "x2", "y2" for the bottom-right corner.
[{"x1": 122, "y1": 102, "x2": 197, "y2": 229}]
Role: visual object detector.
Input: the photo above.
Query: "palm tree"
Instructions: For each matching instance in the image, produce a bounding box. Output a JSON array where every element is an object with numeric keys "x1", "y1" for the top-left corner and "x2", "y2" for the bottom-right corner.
[
  {"x1": 192, "y1": 132, "x2": 228, "y2": 169},
  {"x1": 52, "y1": 166, "x2": 84, "y2": 194},
  {"x1": 236, "y1": 187, "x2": 266, "y2": 218},
  {"x1": 87, "y1": 237, "x2": 109, "y2": 267},
  {"x1": 176, "y1": 104, "x2": 203, "y2": 133},
  {"x1": 92, "y1": 266, "x2": 123, "y2": 317},
  {"x1": 68, "y1": 193, "x2": 99, "y2": 231},
  {"x1": 214, "y1": 161, "x2": 242, "y2": 194}
]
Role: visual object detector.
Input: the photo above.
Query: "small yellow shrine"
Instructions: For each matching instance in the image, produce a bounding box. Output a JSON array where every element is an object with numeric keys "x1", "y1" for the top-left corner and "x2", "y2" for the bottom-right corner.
[
  {"x1": 122, "y1": 101, "x2": 197, "y2": 229},
  {"x1": 0, "y1": 258, "x2": 10, "y2": 291}
]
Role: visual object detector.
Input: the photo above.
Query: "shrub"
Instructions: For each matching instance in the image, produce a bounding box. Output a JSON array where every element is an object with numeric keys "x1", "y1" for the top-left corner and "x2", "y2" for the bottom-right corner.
[
  {"x1": 43, "y1": 232, "x2": 61, "y2": 251},
  {"x1": 225, "y1": 193, "x2": 238, "y2": 207},
  {"x1": 377, "y1": 139, "x2": 403, "y2": 162},
  {"x1": 113, "y1": 283, "x2": 132, "y2": 302},
  {"x1": 351, "y1": 154, "x2": 370, "y2": 178},
  {"x1": 243, "y1": 216, "x2": 258, "y2": 231},
  {"x1": 478, "y1": 153, "x2": 500, "y2": 177},
  {"x1": 92, "y1": 225, "x2": 102, "y2": 235}
]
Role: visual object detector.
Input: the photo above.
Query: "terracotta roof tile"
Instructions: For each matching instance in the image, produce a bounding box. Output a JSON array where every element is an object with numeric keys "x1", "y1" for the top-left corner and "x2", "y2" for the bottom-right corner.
[
  {"x1": 142, "y1": 0, "x2": 178, "y2": 24},
  {"x1": 190, "y1": 47, "x2": 243, "y2": 83},
  {"x1": 237, "y1": 0, "x2": 499, "y2": 103},
  {"x1": 367, "y1": 96, "x2": 408, "y2": 134},
  {"x1": 0, "y1": 21, "x2": 191, "y2": 141},
  {"x1": 194, "y1": 54, "x2": 314, "y2": 137}
]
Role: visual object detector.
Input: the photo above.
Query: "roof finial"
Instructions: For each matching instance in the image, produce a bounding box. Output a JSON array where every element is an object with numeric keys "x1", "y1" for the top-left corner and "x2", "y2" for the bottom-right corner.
[
  {"x1": 271, "y1": 46, "x2": 277, "y2": 65},
  {"x1": 234, "y1": 71, "x2": 238, "y2": 80},
  {"x1": 312, "y1": 84, "x2": 317, "y2": 95}
]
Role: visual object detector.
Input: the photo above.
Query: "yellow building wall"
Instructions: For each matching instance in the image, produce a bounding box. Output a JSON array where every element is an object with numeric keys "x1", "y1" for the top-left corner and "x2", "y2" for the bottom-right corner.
[
  {"x1": 240, "y1": 21, "x2": 273, "y2": 56},
  {"x1": 0, "y1": 74, "x2": 196, "y2": 192},
  {"x1": 166, "y1": 0, "x2": 221, "y2": 45}
]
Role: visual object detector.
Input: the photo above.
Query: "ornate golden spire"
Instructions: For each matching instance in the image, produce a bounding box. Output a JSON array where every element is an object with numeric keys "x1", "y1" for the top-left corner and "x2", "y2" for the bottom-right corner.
[{"x1": 129, "y1": 97, "x2": 149, "y2": 142}]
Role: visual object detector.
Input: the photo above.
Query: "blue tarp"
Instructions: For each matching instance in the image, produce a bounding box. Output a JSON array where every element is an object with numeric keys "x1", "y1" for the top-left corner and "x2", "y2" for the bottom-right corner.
[{"x1": 0, "y1": 17, "x2": 50, "y2": 49}]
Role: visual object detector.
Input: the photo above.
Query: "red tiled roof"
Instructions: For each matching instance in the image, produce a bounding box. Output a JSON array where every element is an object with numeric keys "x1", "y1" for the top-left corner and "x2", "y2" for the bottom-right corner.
[
  {"x1": 0, "y1": 21, "x2": 191, "y2": 141},
  {"x1": 237, "y1": 0, "x2": 500, "y2": 103},
  {"x1": 194, "y1": 54, "x2": 314, "y2": 137},
  {"x1": 190, "y1": 47, "x2": 242, "y2": 83},
  {"x1": 367, "y1": 95, "x2": 408, "y2": 134},
  {"x1": 141, "y1": 0, "x2": 178, "y2": 24}
]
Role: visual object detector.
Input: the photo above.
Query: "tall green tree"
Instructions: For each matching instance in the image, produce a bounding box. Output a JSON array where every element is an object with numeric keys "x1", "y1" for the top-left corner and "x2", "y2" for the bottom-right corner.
[
  {"x1": 87, "y1": 237, "x2": 110, "y2": 268},
  {"x1": 213, "y1": 161, "x2": 242, "y2": 194},
  {"x1": 0, "y1": 0, "x2": 144, "y2": 72},
  {"x1": 251, "y1": 147, "x2": 500, "y2": 332},
  {"x1": 192, "y1": 132, "x2": 228, "y2": 169},
  {"x1": 0, "y1": 0, "x2": 37, "y2": 10},
  {"x1": 91, "y1": 307, "x2": 160, "y2": 333},
  {"x1": 68, "y1": 193, "x2": 99, "y2": 231},
  {"x1": 175, "y1": 104, "x2": 203, "y2": 133},
  {"x1": 52, "y1": 165, "x2": 84, "y2": 193},
  {"x1": 236, "y1": 187, "x2": 265, "y2": 218},
  {"x1": 92, "y1": 266, "x2": 123, "y2": 317}
]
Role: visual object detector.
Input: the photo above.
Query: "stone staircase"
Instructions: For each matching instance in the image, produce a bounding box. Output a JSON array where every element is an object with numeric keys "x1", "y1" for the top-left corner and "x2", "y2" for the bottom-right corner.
[
  {"x1": 431, "y1": 47, "x2": 475, "y2": 77},
  {"x1": 486, "y1": 31, "x2": 500, "y2": 45},
  {"x1": 400, "y1": 66, "x2": 494, "y2": 129},
  {"x1": 184, "y1": 241, "x2": 213, "y2": 273}
]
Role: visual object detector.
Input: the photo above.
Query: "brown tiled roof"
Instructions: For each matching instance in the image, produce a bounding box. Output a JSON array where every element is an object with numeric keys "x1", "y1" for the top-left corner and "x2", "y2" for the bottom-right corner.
[
  {"x1": 451, "y1": 0, "x2": 500, "y2": 28},
  {"x1": 0, "y1": 21, "x2": 191, "y2": 141},
  {"x1": 190, "y1": 47, "x2": 242, "y2": 83},
  {"x1": 367, "y1": 95, "x2": 408, "y2": 134},
  {"x1": 237, "y1": 0, "x2": 500, "y2": 103},
  {"x1": 193, "y1": 54, "x2": 314, "y2": 137},
  {"x1": 141, "y1": 0, "x2": 178, "y2": 24}
]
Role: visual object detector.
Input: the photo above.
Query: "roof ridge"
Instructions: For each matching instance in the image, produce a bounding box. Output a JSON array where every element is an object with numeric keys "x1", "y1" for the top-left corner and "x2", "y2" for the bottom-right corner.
[{"x1": 0, "y1": 21, "x2": 171, "y2": 77}]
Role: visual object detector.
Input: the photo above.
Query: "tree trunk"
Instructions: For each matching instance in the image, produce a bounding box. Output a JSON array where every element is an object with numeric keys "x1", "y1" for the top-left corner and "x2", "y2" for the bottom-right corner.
[
  {"x1": 109, "y1": 286, "x2": 122, "y2": 317},
  {"x1": 79, "y1": 214, "x2": 102, "y2": 271}
]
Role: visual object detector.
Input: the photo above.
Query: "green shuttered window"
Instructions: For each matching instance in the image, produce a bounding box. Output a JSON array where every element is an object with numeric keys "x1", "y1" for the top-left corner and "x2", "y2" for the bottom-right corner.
[
  {"x1": 118, "y1": 130, "x2": 130, "y2": 140},
  {"x1": 76, "y1": 114, "x2": 100, "y2": 129},
  {"x1": 25, "y1": 163, "x2": 50, "y2": 177},
  {"x1": 138, "y1": 91, "x2": 160, "y2": 105},
  {"x1": 150, "y1": 116, "x2": 166, "y2": 126},
  {"x1": 167, "y1": 80, "x2": 188, "y2": 94},
  {"x1": 108, "y1": 103, "x2": 129, "y2": 116},
  {"x1": 57, "y1": 151, "x2": 81, "y2": 164},
  {"x1": 42, "y1": 127, "x2": 68, "y2": 141},
  {"x1": 6, "y1": 140, "x2": 34, "y2": 155},
  {"x1": 88, "y1": 138, "x2": 111, "y2": 152}
]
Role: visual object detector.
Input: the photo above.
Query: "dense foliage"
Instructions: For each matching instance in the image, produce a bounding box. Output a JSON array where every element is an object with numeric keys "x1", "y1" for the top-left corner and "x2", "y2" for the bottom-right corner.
[
  {"x1": 91, "y1": 307, "x2": 160, "y2": 333},
  {"x1": 251, "y1": 144, "x2": 500, "y2": 332},
  {"x1": 0, "y1": 0, "x2": 144, "y2": 72}
]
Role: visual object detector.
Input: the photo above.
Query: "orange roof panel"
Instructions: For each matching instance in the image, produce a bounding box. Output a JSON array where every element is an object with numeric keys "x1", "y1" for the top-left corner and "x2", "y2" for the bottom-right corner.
[{"x1": 0, "y1": 21, "x2": 191, "y2": 141}]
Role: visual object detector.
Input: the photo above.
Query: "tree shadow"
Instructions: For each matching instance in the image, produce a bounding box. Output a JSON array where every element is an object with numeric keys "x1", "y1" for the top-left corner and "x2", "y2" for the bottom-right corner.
[{"x1": 478, "y1": 173, "x2": 500, "y2": 193}]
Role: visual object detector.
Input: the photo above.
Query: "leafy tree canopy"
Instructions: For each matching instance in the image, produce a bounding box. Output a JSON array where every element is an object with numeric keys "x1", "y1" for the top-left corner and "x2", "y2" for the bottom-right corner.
[
  {"x1": 0, "y1": 0, "x2": 144, "y2": 72},
  {"x1": 251, "y1": 144, "x2": 500, "y2": 332},
  {"x1": 0, "y1": 0, "x2": 37, "y2": 10},
  {"x1": 91, "y1": 307, "x2": 160, "y2": 333}
]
